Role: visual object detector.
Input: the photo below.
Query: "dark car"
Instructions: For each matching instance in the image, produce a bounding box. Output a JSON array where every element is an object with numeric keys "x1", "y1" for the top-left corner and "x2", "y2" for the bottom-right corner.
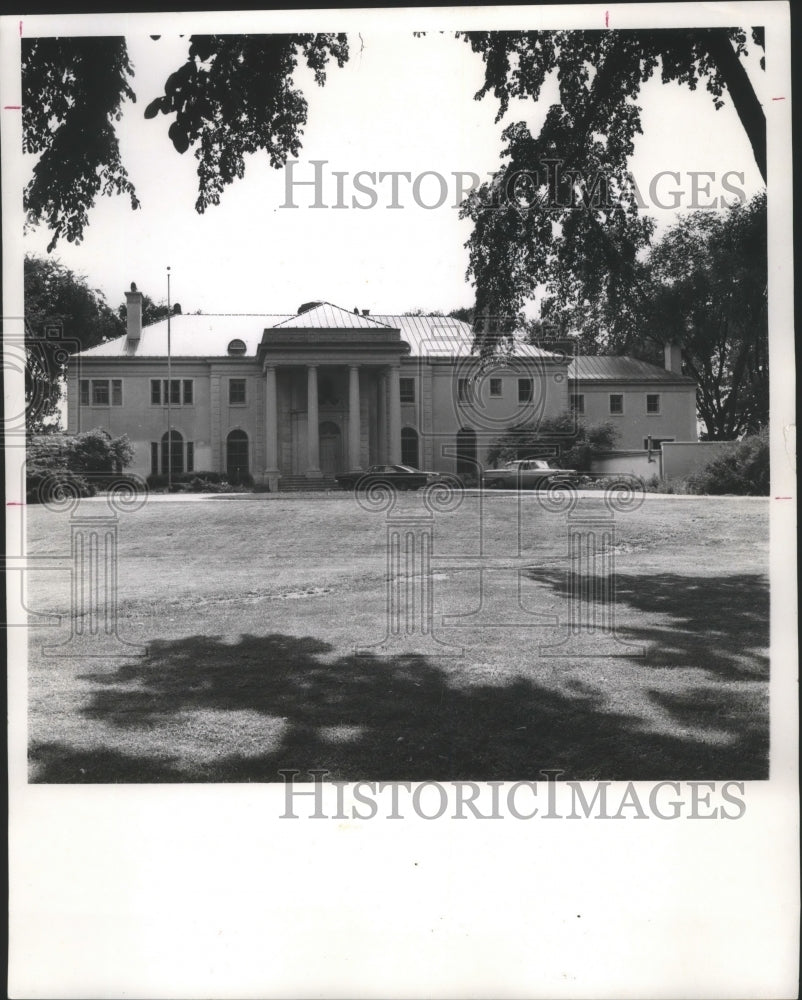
[
  {"x1": 481, "y1": 458, "x2": 578, "y2": 490},
  {"x1": 336, "y1": 464, "x2": 432, "y2": 492}
]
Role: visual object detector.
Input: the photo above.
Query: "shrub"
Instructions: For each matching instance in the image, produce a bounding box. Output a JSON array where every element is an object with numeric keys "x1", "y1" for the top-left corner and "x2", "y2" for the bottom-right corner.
[
  {"x1": 486, "y1": 412, "x2": 619, "y2": 470},
  {"x1": 26, "y1": 469, "x2": 95, "y2": 505},
  {"x1": 686, "y1": 432, "x2": 769, "y2": 496}
]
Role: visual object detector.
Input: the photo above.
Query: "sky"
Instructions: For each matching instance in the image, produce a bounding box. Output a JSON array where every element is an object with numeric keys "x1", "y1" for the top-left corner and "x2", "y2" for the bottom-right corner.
[{"x1": 21, "y1": 28, "x2": 767, "y2": 318}]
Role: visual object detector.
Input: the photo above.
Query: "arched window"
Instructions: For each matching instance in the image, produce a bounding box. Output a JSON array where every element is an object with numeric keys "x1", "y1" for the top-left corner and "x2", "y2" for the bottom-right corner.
[
  {"x1": 161, "y1": 429, "x2": 184, "y2": 476},
  {"x1": 456, "y1": 427, "x2": 477, "y2": 476},
  {"x1": 227, "y1": 338, "x2": 247, "y2": 356},
  {"x1": 401, "y1": 427, "x2": 419, "y2": 468},
  {"x1": 226, "y1": 429, "x2": 249, "y2": 483}
]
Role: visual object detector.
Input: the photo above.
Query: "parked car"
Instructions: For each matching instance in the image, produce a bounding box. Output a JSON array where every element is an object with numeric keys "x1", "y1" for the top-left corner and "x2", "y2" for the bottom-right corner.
[
  {"x1": 482, "y1": 458, "x2": 578, "y2": 490},
  {"x1": 336, "y1": 464, "x2": 432, "y2": 492}
]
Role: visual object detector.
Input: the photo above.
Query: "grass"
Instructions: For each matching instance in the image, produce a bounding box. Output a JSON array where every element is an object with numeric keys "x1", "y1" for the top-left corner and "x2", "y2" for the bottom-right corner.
[{"x1": 25, "y1": 491, "x2": 769, "y2": 782}]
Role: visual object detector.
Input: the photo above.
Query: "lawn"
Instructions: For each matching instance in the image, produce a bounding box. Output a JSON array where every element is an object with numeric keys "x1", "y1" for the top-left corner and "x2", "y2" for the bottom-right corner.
[{"x1": 25, "y1": 491, "x2": 770, "y2": 782}]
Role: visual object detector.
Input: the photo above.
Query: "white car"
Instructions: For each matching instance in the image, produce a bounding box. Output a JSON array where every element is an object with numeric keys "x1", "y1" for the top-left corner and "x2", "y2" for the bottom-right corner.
[{"x1": 482, "y1": 459, "x2": 577, "y2": 490}]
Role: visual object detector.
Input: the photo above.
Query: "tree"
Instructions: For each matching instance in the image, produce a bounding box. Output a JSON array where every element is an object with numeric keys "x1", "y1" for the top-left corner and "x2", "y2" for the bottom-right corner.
[
  {"x1": 642, "y1": 192, "x2": 767, "y2": 439},
  {"x1": 23, "y1": 34, "x2": 349, "y2": 251},
  {"x1": 456, "y1": 28, "x2": 765, "y2": 351},
  {"x1": 485, "y1": 411, "x2": 619, "y2": 469},
  {"x1": 24, "y1": 254, "x2": 124, "y2": 431}
]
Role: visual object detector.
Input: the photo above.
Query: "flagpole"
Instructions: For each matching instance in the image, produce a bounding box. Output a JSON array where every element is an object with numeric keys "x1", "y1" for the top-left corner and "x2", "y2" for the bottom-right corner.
[{"x1": 167, "y1": 266, "x2": 172, "y2": 492}]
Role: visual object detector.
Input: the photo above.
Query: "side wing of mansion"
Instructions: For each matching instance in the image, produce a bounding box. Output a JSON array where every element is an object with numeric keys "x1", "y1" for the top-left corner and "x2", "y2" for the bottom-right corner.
[{"x1": 67, "y1": 289, "x2": 698, "y2": 488}]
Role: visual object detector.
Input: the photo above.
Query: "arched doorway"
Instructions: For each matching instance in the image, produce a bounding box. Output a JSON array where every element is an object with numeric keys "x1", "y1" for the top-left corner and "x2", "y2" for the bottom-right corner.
[
  {"x1": 161, "y1": 429, "x2": 184, "y2": 476},
  {"x1": 456, "y1": 427, "x2": 477, "y2": 476},
  {"x1": 319, "y1": 421, "x2": 342, "y2": 475},
  {"x1": 401, "y1": 427, "x2": 419, "y2": 467},
  {"x1": 226, "y1": 429, "x2": 249, "y2": 483}
]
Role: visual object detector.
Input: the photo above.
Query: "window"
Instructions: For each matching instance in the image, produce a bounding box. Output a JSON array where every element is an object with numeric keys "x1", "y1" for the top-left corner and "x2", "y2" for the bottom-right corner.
[
  {"x1": 400, "y1": 378, "x2": 415, "y2": 403},
  {"x1": 84, "y1": 378, "x2": 123, "y2": 406},
  {"x1": 571, "y1": 393, "x2": 585, "y2": 414},
  {"x1": 644, "y1": 436, "x2": 674, "y2": 451},
  {"x1": 150, "y1": 379, "x2": 194, "y2": 405},
  {"x1": 229, "y1": 378, "x2": 247, "y2": 405},
  {"x1": 92, "y1": 380, "x2": 109, "y2": 405},
  {"x1": 186, "y1": 442, "x2": 194, "y2": 473},
  {"x1": 646, "y1": 393, "x2": 661, "y2": 414},
  {"x1": 160, "y1": 430, "x2": 185, "y2": 476},
  {"x1": 150, "y1": 442, "x2": 159, "y2": 476},
  {"x1": 401, "y1": 427, "x2": 419, "y2": 467},
  {"x1": 489, "y1": 378, "x2": 503, "y2": 397},
  {"x1": 609, "y1": 393, "x2": 624, "y2": 414},
  {"x1": 518, "y1": 378, "x2": 533, "y2": 403},
  {"x1": 227, "y1": 339, "x2": 247, "y2": 356},
  {"x1": 458, "y1": 378, "x2": 470, "y2": 403}
]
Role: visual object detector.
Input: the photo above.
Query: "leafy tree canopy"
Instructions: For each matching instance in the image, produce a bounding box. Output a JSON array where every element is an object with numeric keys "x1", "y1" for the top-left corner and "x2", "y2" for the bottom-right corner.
[
  {"x1": 23, "y1": 33, "x2": 349, "y2": 251},
  {"x1": 24, "y1": 253, "x2": 124, "y2": 431},
  {"x1": 456, "y1": 28, "x2": 765, "y2": 352}
]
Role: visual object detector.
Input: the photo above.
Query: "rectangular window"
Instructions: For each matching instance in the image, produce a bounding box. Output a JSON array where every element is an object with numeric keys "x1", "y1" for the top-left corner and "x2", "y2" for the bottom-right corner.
[
  {"x1": 571, "y1": 393, "x2": 585, "y2": 414},
  {"x1": 458, "y1": 378, "x2": 470, "y2": 403},
  {"x1": 609, "y1": 393, "x2": 624, "y2": 414},
  {"x1": 151, "y1": 442, "x2": 159, "y2": 476},
  {"x1": 229, "y1": 378, "x2": 247, "y2": 405},
  {"x1": 111, "y1": 379, "x2": 123, "y2": 406},
  {"x1": 646, "y1": 393, "x2": 661, "y2": 414},
  {"x1": 399, "y1": 378, "x2": 415, "y2": 403},
  {"x1": 186, "y1": 442, "x2": 194, "y2": 473},
  {"x1": 151, "y1": 379, "x2": 192, "y2": 405},
  {"x1": 644, "y1": 436, "x2": 674, "y2": 451},
  {"x1": 518, "y1": 378, "x2": 533, "y2": 403},
  {"x1": 489, "y1": 378, "x2": 503, "y2": 397},
  {"x1": 80, "y1": 380, "x2": 89, "y2": 405},
  {"x1": 92, "y1": 380, "x2": 110, "y2": 406}
]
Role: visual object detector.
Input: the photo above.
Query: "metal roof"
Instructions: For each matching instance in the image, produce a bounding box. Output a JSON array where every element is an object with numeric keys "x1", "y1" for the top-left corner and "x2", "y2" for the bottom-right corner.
[
  {"x1": 272, "y1": 302, "x2": 394, "y2": 330},
  {"x1": 568, "y1": 355, "x2": 696, "y2": 384},
  {"x1": 76, "y1": 314, "x2": 291, "y2": 359}
]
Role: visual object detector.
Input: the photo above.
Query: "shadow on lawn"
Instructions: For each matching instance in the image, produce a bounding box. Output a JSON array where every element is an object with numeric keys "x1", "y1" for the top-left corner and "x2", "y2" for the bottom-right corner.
[
  {"x1": 525, "y1": 569, "x2": 770, "y2": 679},
  {"x1": 30, "y1": 569, "x2": 769, "y2": 783}
]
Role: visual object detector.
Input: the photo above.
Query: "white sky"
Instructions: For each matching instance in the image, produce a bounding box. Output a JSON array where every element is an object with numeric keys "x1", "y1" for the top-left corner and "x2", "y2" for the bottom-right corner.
[{"x1": 22, "y1": 30, "x2": 767, "y2": 316}]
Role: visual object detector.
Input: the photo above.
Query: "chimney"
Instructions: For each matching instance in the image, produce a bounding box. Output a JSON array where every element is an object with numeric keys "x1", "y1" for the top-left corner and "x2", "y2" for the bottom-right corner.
[
  {"x1": 362, "y1": 309, "x2": 370, "y2": 316},
  {"x1": 664, "y1": 342, "x2": 682, "y2": 374},
  {"x1": 125, "y1": 282, "x2": 142, "y2": 342}
]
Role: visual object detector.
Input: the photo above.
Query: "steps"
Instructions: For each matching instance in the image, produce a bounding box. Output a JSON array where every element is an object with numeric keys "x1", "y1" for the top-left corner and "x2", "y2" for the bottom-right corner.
[{"x1": 277, "y1": 474, "x2": 339, "y2": 493}]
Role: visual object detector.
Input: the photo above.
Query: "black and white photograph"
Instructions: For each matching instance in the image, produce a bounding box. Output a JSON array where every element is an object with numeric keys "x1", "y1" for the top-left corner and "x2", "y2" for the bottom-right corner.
[{"x1": 3, "y1": 3, "x2": 797, "y2": 997}]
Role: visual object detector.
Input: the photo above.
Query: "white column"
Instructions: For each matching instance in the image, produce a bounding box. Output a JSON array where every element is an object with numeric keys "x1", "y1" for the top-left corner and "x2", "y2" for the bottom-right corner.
[
  {"x1": 264, "y1": 364, "x2": 279, "y2": 477},
  {"x1": 376, "y1": 371, "x2": 387, "y2": 464},
  {"x1": 348, "y1": 365, "x2": 362, "y2": 471},
  {"x1": 306, "y1": 365, "x2": 320, "y2": 476},
  {"x1": 387, "y1": 366, "x2": 402, "y2": 465}
]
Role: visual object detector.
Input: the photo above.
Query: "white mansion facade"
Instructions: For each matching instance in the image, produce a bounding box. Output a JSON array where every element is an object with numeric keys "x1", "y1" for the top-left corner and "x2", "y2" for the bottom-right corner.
[{"x1": 67, "y1": 289, "x2": 698, "y2": 489}]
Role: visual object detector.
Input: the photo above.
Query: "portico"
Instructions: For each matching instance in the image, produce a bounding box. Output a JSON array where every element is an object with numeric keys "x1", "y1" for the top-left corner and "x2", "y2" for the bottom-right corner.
[{"x1": 258, "y1": 305, "x2": 407, "y2": 490}]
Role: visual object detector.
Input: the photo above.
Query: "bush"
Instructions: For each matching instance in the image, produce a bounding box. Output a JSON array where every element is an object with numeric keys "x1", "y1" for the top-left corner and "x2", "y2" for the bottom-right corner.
[
  {"x1": 146, "y1": 470, "x2": 223, "y2": 489},
  {"x1": 486, "y1": 412, "x2": 619, "y2": 470},
  {"x1": 686, "y1": 432, "x2": 769, "y2": 496},
  {"x1": 26, "y1": 469, "x2": 95, "y2": 505}
]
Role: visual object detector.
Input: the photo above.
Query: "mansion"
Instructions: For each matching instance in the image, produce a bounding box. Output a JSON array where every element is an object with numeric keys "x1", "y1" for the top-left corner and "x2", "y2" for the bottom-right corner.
[{"x1": 67, "y1": 287, "x2": 698, "y2": 489}]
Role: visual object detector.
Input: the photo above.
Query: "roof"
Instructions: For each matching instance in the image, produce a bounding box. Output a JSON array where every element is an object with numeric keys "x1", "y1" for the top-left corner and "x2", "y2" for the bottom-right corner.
[
  {"x1": 272, "y1": 302, "x2": 394, "y2": 330},
  {"x1": 76, "y1": 306, "x2": 558, "y2": 361},
  {"x1": 569, "y1": 355, "x2": 696, "y2": 384},
  {"x1": 76, "y1": 314, "x2": 291, "y2": 359}
]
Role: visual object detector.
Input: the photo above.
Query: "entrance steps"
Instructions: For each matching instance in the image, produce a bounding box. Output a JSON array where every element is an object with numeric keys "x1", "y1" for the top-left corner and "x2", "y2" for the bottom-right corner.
[{"x1": 277, "y1": 474, "x2": 339, "y2": 493}]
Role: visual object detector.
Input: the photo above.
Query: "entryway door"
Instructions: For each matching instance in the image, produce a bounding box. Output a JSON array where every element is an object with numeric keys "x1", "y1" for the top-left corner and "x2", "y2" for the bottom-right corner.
[
  {"x1": 226, "y1": 429, "x2": 249, "y2": 483},
  {"x1": 319, "y1": 421, "x2": 342, "y2": 474}
]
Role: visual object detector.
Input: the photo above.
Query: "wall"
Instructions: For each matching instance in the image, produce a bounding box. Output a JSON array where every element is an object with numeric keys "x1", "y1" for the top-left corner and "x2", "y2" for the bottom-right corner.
[
  {"x1": 573, "y1": 381, "x2": 697, "y2": 450},
  {"x1": 590, "y1": 450, "x2": 661, "y2": 479},
  {"x1": 661, "y1": 440, "x2": 738, "y2": 481}
]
